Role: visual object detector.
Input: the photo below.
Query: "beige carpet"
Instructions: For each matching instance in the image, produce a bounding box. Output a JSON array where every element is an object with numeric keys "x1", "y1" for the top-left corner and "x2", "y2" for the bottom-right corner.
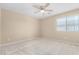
[{"x1": 0, "y1": 38, "x2": 79, "y2": 55}]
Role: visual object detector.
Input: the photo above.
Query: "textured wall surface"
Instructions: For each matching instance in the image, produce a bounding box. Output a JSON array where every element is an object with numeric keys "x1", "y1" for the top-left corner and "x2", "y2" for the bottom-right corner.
[
  {"x1": 41, "y1": 9, "x2": 79, "y2": 42},
  {"x1": 0, "y1": 8, "x2": 1, "y2": 43},
  {"x1": 1, "y1": 9, "x2": 40, "y2": 44}
]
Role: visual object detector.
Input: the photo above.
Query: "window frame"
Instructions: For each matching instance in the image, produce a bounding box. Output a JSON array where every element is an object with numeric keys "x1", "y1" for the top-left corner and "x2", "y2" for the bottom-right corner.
[{"x1": 56, "y1": 15, "x2": 79, "y2": 32}]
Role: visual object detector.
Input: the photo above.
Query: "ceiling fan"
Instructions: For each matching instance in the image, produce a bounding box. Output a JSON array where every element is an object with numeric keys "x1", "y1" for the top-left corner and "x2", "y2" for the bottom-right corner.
[{"x1": 32, "y1": 3, "x2": 53, "y2": 15}]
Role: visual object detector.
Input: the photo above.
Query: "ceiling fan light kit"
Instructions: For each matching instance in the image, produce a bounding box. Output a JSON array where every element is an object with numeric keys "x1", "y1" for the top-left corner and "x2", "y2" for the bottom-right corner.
[
  {"x1": 33, "y1": 3, "x2": 53, "y2": 16},
  {"x1": 40, "y1": 10, "x2": 45, "y2": 13}
]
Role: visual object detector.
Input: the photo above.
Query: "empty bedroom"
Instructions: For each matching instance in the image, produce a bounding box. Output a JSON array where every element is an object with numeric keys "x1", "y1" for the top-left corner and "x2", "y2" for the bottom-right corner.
[{"x1": 0, "y1": 3, "x2": 79, "y2": 55}]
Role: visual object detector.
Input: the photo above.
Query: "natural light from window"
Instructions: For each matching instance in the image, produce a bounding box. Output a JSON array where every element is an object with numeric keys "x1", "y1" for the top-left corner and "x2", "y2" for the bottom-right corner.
[{"x1": 56, "y1": 15, "x2": 79, "y2": 32}]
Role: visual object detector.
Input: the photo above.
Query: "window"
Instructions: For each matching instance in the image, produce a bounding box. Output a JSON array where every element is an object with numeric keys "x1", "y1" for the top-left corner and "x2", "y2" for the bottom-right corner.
[{"x1": 56, "y1": 15, "x2": 79, "y2": 32}]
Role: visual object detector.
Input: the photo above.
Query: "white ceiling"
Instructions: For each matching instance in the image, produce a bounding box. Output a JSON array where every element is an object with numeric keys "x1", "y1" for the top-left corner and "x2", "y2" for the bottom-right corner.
[{"x1": 0, "y1": 3, "x2": 79, "y2": 19}]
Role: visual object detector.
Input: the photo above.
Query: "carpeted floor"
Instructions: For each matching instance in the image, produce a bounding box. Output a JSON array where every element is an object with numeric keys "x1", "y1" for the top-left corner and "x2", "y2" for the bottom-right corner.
[{"x1": 0, "y1": 38, "x2": 79, "y2": 55}]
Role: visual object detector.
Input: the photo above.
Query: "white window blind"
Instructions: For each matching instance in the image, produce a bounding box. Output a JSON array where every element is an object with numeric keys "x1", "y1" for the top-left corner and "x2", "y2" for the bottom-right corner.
[{"x1": 56, "y1": 15, "x2": 79, "y2": 32}]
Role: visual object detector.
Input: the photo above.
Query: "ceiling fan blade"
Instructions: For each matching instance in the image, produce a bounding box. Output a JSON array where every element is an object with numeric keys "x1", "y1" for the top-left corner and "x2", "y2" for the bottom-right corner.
[
  {"x1": 33, "y1": 5, "x2": 41, "y2": 10},
  {"x1": 44, "y1": 3, "x2": 50, "y2": 9},
  {"x1": 45, "y1": 9, "x2": 53, "y2": 11},
  {"x1": 34, "y1": 10, "x2": 40, "y2": 13}
]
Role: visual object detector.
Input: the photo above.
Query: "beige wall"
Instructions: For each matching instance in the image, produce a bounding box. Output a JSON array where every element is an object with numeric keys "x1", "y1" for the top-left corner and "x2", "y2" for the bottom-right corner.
[
  {"x1": 41, "y1": 9, "x2": 79, "y2": 42},
  {"x1": 0, "y1": 8, "x2": 1, "y2": 43},
  {"x1": 1, "y1": 9, "x2": 40, "y2": 43},
  {"x1": 1, "y1": 8, "x2": 79, "y2": 44}
]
